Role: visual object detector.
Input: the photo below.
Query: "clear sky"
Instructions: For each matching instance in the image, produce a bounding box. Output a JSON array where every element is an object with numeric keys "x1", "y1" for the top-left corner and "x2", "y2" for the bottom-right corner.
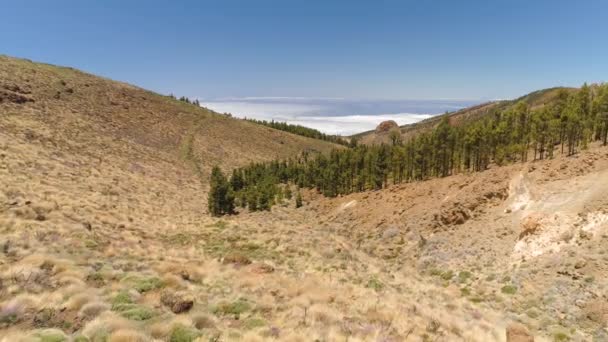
[{"x1": 2, "y1": 0, "x2": 607, "y2": 101}]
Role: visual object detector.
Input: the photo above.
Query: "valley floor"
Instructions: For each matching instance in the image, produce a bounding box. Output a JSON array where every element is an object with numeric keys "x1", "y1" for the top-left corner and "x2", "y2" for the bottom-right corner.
[{"x1": 1, "y1": 119, "x2": 608, "y2": 341}]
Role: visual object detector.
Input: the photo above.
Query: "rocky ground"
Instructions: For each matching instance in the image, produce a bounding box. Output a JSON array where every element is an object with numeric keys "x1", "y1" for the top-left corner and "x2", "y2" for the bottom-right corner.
[{"x1": 310, "y1": 145, "x2": 608, "y2": 341}]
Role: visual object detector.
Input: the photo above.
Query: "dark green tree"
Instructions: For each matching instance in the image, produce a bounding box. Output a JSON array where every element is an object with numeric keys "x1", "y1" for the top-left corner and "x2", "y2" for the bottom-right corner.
[
  {"x1": 208, "y1": 166, "x2": 234, "y2": 216},
  {"x1": 222, "y1": 83, "x2": 606, "y2": 213},
  {"x1": 295, "y1": 191, "x2": 303, "y2": 208}
]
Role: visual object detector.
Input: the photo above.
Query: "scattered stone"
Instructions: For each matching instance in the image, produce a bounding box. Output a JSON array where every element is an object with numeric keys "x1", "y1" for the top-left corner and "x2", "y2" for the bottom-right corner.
[
  {"x1": 519, "y1": 213, "x2": 544, "y2": 239},
  {"x1": 160, "y1": 291, "x2": 194, "y2": 314},
  {"x1": 222, "y1": 253, "x2": 252, "y2": 266},
  {"x1": 382, "y1": 227, "x2": 400, "y2": 239},
  {"x1": 178, "y1": 269, "x2": 190, "y2": 281},
  {"x1": 40, "y1": 260, "x2": 54, "y2": 272},
  {"x1": 250, "y1": 262, "x2": 275, "y2": 274},
  {"x1": 418, "y1": 234, "x2": 427, "y2": 249},
  {"x1": 579, "y1": 229, "x2": 592, "y2": 240},
  {"x1": 0, "y1": 89, "x2": 34, "y2": 104},
  {"x1": 584, "y1": 301, "x2": 608, "y2": 325},
  {"x1": 33, "y1": 308, "x2": 55, "y2": 327},
  {"x1": 192, "y1": 314, "x2": 216, "y2": 330},
  {"x1": 506, "y1": 322, "x2": 534, "y2": 342},
  {"x1": 438, "y1": 206, "x2": 471, "y2": 225}
]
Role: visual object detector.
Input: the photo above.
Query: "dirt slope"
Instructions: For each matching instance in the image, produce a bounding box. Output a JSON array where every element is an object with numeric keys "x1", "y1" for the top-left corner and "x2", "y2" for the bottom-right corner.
[{"x1": 310, "y1": 144, "x2": 608, "y2": 341}]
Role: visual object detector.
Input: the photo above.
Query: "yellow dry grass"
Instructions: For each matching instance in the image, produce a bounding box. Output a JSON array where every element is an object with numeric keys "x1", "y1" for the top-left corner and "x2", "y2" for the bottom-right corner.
[{"x1": 1, "y1": 55, "x2": 607, "y2": 341}]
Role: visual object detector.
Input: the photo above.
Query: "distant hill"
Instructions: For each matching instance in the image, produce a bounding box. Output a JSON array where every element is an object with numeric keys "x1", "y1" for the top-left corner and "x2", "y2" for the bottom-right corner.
[
  {"x1": 0, "y1": 55, "x2": 341, "y2": 185},
  {"x1": 352, "y1": 87, "x2": 576, "y2": 145}
]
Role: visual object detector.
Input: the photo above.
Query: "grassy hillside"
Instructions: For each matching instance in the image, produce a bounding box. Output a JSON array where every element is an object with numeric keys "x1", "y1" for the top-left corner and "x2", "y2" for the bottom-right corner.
[
  {"x1": 1, "y1": 55, "x2": 607, "y2": 341},
  {"x1": 353, "y1": 87, "x2": 576, "y2": 145},
  {"x1": 0, "y1": 55, "x2": 340, "y2": 184}
]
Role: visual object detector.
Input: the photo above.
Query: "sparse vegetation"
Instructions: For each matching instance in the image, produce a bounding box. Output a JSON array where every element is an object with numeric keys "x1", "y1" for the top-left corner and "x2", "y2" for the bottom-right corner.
[
  {"x1": 458, "y1": 271, "x2": 472, "y2": 283},
  {"x1": 243, "y1": 317, "x2": 266, "y2": 330},
  {"x1": 441, "y1": 270, "x2": 454, "y2": 281},
  {"x1": 214, "y1": 84, "x2": 608, "y2": 213},
  {"x1": 169, "y1": 324, "x2": 201, "y2": 342},
  {"x1": 501, "y1": 285, "x2": 518, "y2": 295},
  {"x1": 553, "y1": 332, "x2": 570, "y2": 341},
  {"x1": 31, "y1": 329, "x2": 68, "y2": 342},
  {"x1": 212, "y1": 298, "x2": 252, "y2": 318},
  {"x1": 366, "y1": 277, "x2": 384, "y2": 292},
  {"x1": 132, "y1": 277, "x2": 164, "y2": 293},
  {"x1": 2, "y1": 55, "x2": 608, "y2": 341}
]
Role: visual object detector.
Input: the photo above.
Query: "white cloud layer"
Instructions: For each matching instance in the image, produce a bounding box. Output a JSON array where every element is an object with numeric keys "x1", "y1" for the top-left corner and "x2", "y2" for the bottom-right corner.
[
  {"x1": 200, "y1": 98, "x2": 477, "y2": 136},
  {"x1": 285, "y1": 113, "x2": 432, "y2": 135}
]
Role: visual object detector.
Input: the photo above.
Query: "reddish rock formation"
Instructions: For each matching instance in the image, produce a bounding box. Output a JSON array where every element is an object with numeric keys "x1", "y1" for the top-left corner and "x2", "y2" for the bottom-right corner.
[{"x1": 375, "y1": 120, "x2": 399, "y2": 133}]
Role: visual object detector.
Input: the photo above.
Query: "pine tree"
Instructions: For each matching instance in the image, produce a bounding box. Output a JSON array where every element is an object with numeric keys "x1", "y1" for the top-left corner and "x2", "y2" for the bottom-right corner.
[
  {"x1": 285, "y1": 186, "x2": 293, "y2": 200},
  {"x1": 230, "y1": 169, "x2": 244, "y2": 191},
  {"x1": 223, "y1": 83, "x2": 606, "y2": 213},
  {"x1": 389, "y1": 129, "x2": 402, "y2": 146},
  {"x1": 295, "y1": 191, "x2": 303, "y2": 208},
  {"x1": 208, "y1": 166, "x2": 234, "y2": 216},
  {"x1": 595, "y1": 84, "x2": 608, "y2": 145},
  {"x1": 246, "y1": 188, "x2": 258, "y2": 211}
]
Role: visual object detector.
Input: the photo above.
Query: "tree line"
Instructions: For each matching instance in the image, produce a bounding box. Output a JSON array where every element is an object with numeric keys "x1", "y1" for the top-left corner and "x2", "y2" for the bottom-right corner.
[
  {"x1": 168, "y1": 94, "x2": 202, "y2": 106},
  {"x1": 245, "y1": 118, "x2": 349, "y2": 146},
  {"x1": 209, "y1": 83, "x2": 608, "y2": 216}
]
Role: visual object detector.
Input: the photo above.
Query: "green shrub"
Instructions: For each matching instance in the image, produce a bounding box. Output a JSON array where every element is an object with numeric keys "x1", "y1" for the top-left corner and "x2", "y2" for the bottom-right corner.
[
  {"x1": 441, "y1": 270, "x2": 454, "y2": 281},
  {"x1": 213, "y1": 298, "x2": 251, "y2": 318},
  {"x1": 429, "y1": 269, "x2": 442, "y2": 276},
  {"x1": 458, "y1": 271, "x2": 472, "y2": 283},
  {"x1": 111, "y1": 291, "x2": 154, "y2": 320},
  {"x1": 501, "y1": 285, "x2": 517, "y2": 295},
  {"x1": 169, "y1": 324, "x2": 201, "y2": 342},
  {"x1": 134, "y1": 277, "x2": 164, "y2": 293},
  {"x1": 366, "y1": 277, "x2": 384, "y2": 292},
  {"x1": 243, "y1": 317, "x2": 266, "y2": 330},
  {"x1": 111, "y1": 290, "x2": 133, "y2": 308},
  {"x1": 32, "y1": 329, "x2": 68, "y2": 342},
  {"x1": 121, "y1": 306, "x2": 154, "y2": 321}
]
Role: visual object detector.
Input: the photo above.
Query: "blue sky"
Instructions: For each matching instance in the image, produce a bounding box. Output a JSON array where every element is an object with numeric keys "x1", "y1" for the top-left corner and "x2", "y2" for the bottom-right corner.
[{"x1": 2, "y1": 1, "x2": 607, "y2": 134}]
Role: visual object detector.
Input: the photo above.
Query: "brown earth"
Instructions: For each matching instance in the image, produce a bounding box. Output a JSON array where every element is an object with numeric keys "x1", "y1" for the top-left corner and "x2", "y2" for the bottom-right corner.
[{"x1": 304, "y1": 145, "x2": 608, "y2": 341}]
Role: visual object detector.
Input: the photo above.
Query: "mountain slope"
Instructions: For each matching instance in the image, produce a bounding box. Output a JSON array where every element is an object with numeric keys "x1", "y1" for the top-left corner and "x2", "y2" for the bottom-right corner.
[
  {"x1": 0, "y1": 55, "x2": 341, "y2": 183},
  {"x1": 353, "y1": 87, "x2": 575, "y2": 145},
  {"x1": 0, "y1": 56, "x2": 344, "y2": 340},
  {"x1": 2, "y1": 55, "x2": 606, "y2": 342}
]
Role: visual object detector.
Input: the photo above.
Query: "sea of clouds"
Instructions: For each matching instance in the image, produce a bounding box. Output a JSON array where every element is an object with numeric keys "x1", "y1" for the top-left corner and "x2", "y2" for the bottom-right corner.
[{"x1": 200, "y1": 97, "x2": 480, "y2": 136}]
